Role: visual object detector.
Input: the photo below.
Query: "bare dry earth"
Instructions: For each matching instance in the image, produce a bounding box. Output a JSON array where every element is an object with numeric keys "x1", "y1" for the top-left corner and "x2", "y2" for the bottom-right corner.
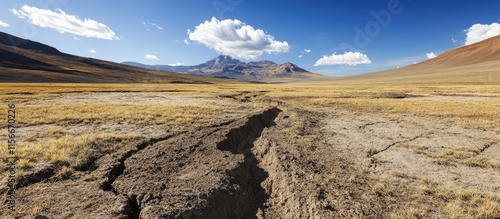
[
  {"x1": 321, "y1": 107, "x2": 499, "y2": 193},
  {"x1": 1, "y1": 91, "x2": 499, "y2": 218}
]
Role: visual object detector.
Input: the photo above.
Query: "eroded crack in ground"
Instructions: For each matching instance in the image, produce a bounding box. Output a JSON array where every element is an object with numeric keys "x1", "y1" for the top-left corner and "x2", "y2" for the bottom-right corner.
[
  {"x1": 5, "y1": 95, "x2": 398, "y2": 218},
  {"x1": 106, "y1": 107, "x2": 282, "y2": 218},
  {"x1": 367, "y1": 133, "x2": 425, "y2": 158},
  {"x1": 367, "y1": 133, "x2": 426, "y2": 170},
  {"x1": 358, "y1": 121, "x2": 384, "y2": 129},
  {"x1": 477, "y1": 142, "x2": 496, "y2": 154},
  {"x1": 5, "y1": 103, "x2": 394, "y2": 218}
]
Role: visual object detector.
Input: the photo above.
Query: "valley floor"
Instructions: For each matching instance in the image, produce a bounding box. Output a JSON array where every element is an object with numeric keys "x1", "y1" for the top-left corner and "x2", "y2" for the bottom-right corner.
[{"x1": 0, "y1": 83, "x2": 499, "y2": 218}]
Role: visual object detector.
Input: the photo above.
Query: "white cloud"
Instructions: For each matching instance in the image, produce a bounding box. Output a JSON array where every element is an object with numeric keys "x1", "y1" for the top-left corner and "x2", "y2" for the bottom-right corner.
[
  {"x1": 143, "y1": 22, "x2": 163, "y2": 31},
  {"x1": 183, "y1": 39, "x2": 190, "y2": 45},
  {"x1": 314, "y1": 52, "x2": 372, "y2": 66},
  {"x1": 169, "y1": 62, "x2": 185, "y2": 66},
  {"x1": 426, "y1": 52, "x2": 437, "y2": 59},
  {"x1": 89, "y1": 49, "x2": 96, "y2": 54},
  {"x1": 144, "y1": 54, "x2": 159, "y2": 61},
  {"x1": 150, "y1": 23, "x2": 163, "y2": 31},
  {"x1": 464, "y1": 22, "x2": 500, "y2": 45},
  {"x1": 451, "y1": 38, "x2": 458, "y2": 43},
  {"x1": 304, "y1": 49, "x2": 311, "y2": 53},
  {"x1": 0, "y1": 20, "x2": 9, "y2": 27},
  {"x1": 188, "y1": 17, "x2": 290, "y2": 59},
  {"x1": 11, "y1": 5, "x2": 118, "y2": 40},
  {"x1": 298, "y1": 55, "x2": 303, "y2": 58}
]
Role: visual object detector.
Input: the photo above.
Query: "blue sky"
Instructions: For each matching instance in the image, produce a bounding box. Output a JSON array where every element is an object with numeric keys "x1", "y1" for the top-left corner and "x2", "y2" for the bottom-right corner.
[{"x1": 0, "y1": 0, "x2": 499, "y2": 76}]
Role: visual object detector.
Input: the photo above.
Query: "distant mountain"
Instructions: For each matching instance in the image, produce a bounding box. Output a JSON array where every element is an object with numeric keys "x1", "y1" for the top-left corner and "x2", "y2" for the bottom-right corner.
[
  {"x1": 121, "y1": 62, "x2": 190, "y2": 73},
  {"x1": 0, "y1": 32, "x2": 232, "y2": 83},
  {"x1": 339, "y1": 35, "x2": 500, "y2": 84},
  {"x1": 124, "y1": 55, "x2": 326, "y2": 82},
  {"x1": 0, "y1": 31, "x2": 327, "y2": 83}
]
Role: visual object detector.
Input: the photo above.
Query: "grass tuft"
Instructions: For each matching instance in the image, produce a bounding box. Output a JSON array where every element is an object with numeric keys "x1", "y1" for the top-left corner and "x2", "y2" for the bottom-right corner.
[{"x1": 463, "y1": 156, "x2": 488, "y2": 168}]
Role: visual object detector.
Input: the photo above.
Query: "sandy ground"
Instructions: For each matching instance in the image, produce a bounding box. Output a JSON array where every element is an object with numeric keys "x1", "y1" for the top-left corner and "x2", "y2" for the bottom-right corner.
[
  {"x1": 24, "y1": 92, "x2": 226, "y2": 106},
  {"x1": 321, "y1": 107, "x2": 499, "y2": 194},
  {"x1": 413, "y1": 93, "x2": 500, "y2": 102}
]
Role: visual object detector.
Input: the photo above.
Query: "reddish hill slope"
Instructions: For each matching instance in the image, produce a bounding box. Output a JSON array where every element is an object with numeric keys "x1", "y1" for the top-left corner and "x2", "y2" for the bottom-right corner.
[{"x1": 339, "y1": 36, "x2": 500, "y2": 84}]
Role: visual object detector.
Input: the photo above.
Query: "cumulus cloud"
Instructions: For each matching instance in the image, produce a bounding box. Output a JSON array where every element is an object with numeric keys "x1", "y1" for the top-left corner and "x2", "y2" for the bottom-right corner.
[
  {"x1": 0, "y1": 20, "x2": 9, "y2": 27},
  {"x1": 169, "y1": 62, "x2": 185, "y2": 66},
  {"x1": 187, "y1": 17, "x2": 290, "y2": 59},
  {"x1": 426, "y1": 52, "x2": 437, "y2": 59},
  {"x1": 183, "y1": 39, "x2": 190, "y2": 45},
  {"x1": 11, "y1": 5, "x2": 118, "y2": 40},
  {"x1": 89, "y1": 49, "x2": 96, "y2": 54},
  {"x1": 314, "y1": 52, "x2": 372, "y2": 66},
  {"x1": 465, "y1": 22, "x2": 500, "y2": 45},
  {"x1": 304, "y1": 49, "x2": 311, "y2": 53},
  {"x1": 451, "y1": 38, "x2": 458, "y2": 43},
  {"x1": 298, "y1": 55, "x2": 303, "y2": 58},
  {"x1": 144, "y1": 54, "x2": 159, "y2": 61}
]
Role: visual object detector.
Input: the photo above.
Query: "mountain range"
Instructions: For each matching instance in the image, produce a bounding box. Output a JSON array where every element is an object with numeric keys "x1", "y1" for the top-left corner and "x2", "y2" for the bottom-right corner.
[
  {"x1": 0, "y1": 31, "x2": 322, "y2": 83},
  {"x1": 0, "y1": 31, "x2": 499, "y2": 84},
  {"x1": 123, "y1": 55, "x2": 322, "y2": 82}
]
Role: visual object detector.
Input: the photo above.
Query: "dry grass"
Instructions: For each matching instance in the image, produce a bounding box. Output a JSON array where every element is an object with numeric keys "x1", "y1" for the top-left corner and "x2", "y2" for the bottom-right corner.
[
  {"x1": 463, "y1": 155, "x2": 488, "y2": 168},
  {"x1": 2, "y1": 103, "x2": 230, "y2": 127},
  {"x1": 307, "y1": 98, "x2": 500, "y2": 131},
  {"x1": 265, "y1": 84, "x2": 500, "y2": 131},
  {"x1": 376, "y1": 177, "x2": 500, "y2": 218},
  {"x1": 0, "y1": 82, "x2": 498, "y2": 217},
  {"x1": 432, "y1": 157, "x2": 453, "y2": 166},
  {"x1": 391, "y1": 170, "x2": 408, "y2": 178},
  {"x1": 55, "y1": 166, "x2": 74, "y2": 180},
  {"x1": 0, "y1": 84, "x2": 258, "y2": 129},
  {"x1": 491, "y1": 160, "x2": 500, "y2": 168},
  {"x1": 0, "y1": 133, "x2": 142, "y2": 184},
  {"x1": 397, "y1": 143, "x2": 499, "y2": 169}
]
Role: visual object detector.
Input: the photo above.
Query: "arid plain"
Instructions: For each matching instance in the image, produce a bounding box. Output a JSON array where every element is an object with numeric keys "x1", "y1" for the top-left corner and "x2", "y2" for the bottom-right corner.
[{"x1": 0, "y1": 80, "x2": 498, "y2": 218}]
